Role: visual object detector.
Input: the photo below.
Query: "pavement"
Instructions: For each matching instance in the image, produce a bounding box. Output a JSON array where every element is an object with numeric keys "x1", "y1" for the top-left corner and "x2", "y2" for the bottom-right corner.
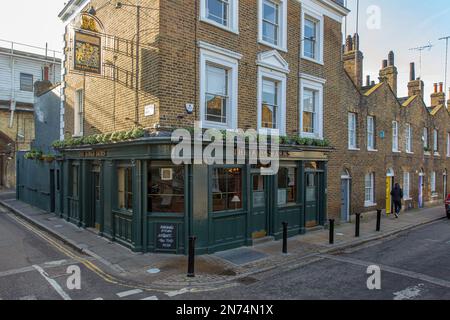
[{"x1": 0, "y1": 189, "x2": 447, "y2": 292}]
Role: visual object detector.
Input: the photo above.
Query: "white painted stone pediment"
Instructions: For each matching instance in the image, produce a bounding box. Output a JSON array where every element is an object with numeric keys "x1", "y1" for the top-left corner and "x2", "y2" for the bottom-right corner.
[{"x1": 256, "y1": 50, "x2": 290, "y2": 74}]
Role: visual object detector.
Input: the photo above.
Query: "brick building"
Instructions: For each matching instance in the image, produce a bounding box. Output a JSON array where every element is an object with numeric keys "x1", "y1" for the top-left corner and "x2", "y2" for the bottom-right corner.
[
  {"x1": 326, "y1": 35, "x2": 450, "y2": 222},
  {"x1": 53, "y1": 0, "x2": 348, "y2": 254},
  {"x1": 0, "y1": 40, "x2": 61, "y2": 188},
  {"x1": 29, "y1": 0, "x2": 449, "y2": 255}
]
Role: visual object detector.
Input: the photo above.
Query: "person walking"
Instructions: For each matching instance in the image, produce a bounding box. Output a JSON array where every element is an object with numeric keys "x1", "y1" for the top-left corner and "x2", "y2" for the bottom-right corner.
[{"x1": 391, "y1": 183, "x2": 404, "y2": 218}]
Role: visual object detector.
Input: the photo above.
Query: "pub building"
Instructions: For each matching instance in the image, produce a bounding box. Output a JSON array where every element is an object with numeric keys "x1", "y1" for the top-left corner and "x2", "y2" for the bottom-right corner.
[
  {"x1": 43, "y1": 1, "x2": 343, "y2": 255},
  {"x1": 58, "y1": 137, "x2": 329, "y2": 255}
]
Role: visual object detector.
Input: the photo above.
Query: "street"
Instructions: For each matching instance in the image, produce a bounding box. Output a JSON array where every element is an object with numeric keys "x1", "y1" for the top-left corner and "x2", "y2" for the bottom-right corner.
[{"x1": 0, "y1": 202, "x2": 449, "y2": 300}]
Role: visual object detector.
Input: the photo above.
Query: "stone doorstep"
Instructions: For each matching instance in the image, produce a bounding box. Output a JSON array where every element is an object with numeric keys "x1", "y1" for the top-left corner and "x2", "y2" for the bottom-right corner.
[{"x1": 0, "y1": 196, "x2": 446, "y2": 291}]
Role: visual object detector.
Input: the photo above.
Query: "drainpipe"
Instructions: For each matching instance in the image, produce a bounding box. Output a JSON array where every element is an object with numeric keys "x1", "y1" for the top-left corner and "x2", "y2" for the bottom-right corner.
[{"x1": 9, "y1": 42, "x2": 15, "y2": 128}]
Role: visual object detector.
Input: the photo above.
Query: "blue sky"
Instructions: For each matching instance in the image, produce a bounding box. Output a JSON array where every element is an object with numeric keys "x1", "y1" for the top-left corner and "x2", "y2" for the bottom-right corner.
[
  {"x1": 0, "y1": 0, "x2": 449, "y2": 104},
  {"x1": 345, "y1": 0, "x2": 450, "y2": 102}
]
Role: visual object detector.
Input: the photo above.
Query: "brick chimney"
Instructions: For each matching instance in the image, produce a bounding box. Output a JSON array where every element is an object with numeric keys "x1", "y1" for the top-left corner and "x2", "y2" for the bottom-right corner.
[
  {"x1": 407, "y1": 62, "x2": 424, "y2": 97},
  {"x1": 34, "y1": 80, "x2": 53, "y2": 97},
  {"x1": 343, "y1": 34, "x2": 364, "y2": 88},
  {"x1": 379, "y1": 51, "x2": 398, "y2": 95},
  {"x1": 431, "y1": 82, "x2": 446, "y2": 107}
]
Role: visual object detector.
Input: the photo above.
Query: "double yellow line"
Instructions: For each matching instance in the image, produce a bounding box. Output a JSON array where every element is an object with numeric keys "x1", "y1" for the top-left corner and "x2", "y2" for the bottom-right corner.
[{"x1": 8, "y1": 213, "x2": 159, "y2": 293}]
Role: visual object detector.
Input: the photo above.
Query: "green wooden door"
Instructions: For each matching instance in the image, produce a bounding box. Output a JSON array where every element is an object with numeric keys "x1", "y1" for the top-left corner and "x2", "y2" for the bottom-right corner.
[
  {"x1": 250, "y1": 174, "x2": 268, "y2": 239},
  {"x1": 93, "y1": 170, "x2": 101, "y2": 230},
  {"x1": 305, "y1": 172, "x2": 319, "y2": 228}
]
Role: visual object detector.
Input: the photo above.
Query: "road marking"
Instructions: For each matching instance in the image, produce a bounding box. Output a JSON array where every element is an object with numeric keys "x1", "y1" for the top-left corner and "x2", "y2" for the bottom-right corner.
[
  {"x1": 320, "y1": 254, "x2": 450, "y2": 289},
  {"x1": 116, "y1": 289, "x2": 143, "y2": 298},
  {"x1": 93, "y1": 297, "x2": 104, "y2": 300},
  {"x1": 165, "y1": 288, "x2": 190, "y2": 297},
  {"x1": 19, "y1": 295, "x2": 37, "y2": 300},
  {"x1": 141, "y1": 296, "x2": 159, "y2": 300},
  {"x1": 0, "y1": 260, "x2": 73, "y2": 279},
  {"x1": 32, "y1": 265, "x2": 72, "y2": 300},
  {"x1": 393, "y1": 284, "x2": 425, "y2": 300}
]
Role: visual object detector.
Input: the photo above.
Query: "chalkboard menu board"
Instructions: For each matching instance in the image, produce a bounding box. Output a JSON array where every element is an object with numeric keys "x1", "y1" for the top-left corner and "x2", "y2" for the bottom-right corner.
[{"x1": 156, "y1": 223, "x2": 177, "y2": 251}]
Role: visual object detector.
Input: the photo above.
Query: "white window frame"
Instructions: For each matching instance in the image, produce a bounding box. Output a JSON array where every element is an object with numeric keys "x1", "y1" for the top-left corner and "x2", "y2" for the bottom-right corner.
[
  {"x1": 258, "y1": 0, "x2": 287, "y2": 52},
  {"x1": 257, "y1": 67, "x2": 286, "y2": 136},
  {"x1": 405, "y1": 123, "x2": 413, "y2": 153},
  {"x1": 200, "y1": 0, "x2": 239, "y2": 34},
  {"x1": 403, "y1": 172, "x2": 410, "y2": 199},
  {"x1": 447, "y1": 133, "x2": 450, "y2": 157},
  {"x1": 301, "y1": 6, "x2": 324, "y2": 65},
  {"x1": 74, "y1": 89, "x2": 84, "y2": 137},
  {"x1": 364, "y1": 173, "x2": 375, "y2": 207},
  {"x1": 423, "y1": 127, "x2": 429, "y2": 150},
  {"x1": 433, "y1": 129, "x2": 439, "y2": 154},
  {"x1": 199, "y1": 43, "x2": 241, "y2": 130},
  {"x1": 348, "y1": 112, "x2": 357, "y2": 150},
  {"x1": 431, "y1": 171, "x2": 437, "y2": 195},
  {"x1": 299, "y1": 76, "x2": 324, "y2": 140},
  {"x1": 392, "y1": 121, "x2": 399, "y2": 152},
  {"x1": 367, "y1": 116, "x2": 376, "y2": 151}
]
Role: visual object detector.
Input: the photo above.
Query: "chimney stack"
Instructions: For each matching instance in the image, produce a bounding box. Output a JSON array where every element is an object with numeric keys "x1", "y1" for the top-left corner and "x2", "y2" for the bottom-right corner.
[
  {"x1": 366, "y1": 75, "x2": 371, "y2": 87},
  {"x1": 407, "y1": 62, "x2": 424, "y2": 97},
  {"x1": 343, "y1": 33, "x2": 364, "y2": 88},
  {"x1": 431, "y1": 82, "x2": 446, "y2": 107},
  {"x1": 379, "y1": 51, "x2": 398, "y2": 95}
]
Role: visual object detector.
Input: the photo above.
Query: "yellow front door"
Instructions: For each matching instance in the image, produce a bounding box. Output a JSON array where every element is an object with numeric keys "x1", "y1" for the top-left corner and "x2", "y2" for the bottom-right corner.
[{"x1": 386, "y1": 178, "x2": 392, "y2": 215}]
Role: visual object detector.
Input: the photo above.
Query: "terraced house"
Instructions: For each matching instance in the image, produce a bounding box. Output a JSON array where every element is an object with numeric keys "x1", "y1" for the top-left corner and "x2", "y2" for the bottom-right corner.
[
  {"x1": 327, "y1": 36, "x2": 450, "y2": 223},
  {"x1": 46, "y1": 0, "x2": 349, "y2": 254}
]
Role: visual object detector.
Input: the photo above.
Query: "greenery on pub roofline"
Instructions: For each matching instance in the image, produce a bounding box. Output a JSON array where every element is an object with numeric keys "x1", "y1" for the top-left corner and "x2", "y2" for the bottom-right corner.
[
  {"x1": 24, "y1": 150, "x2": 56, "y2": 162},
  {"x1": 51, "y1": 127, "x2": 330, "y2": 149}
]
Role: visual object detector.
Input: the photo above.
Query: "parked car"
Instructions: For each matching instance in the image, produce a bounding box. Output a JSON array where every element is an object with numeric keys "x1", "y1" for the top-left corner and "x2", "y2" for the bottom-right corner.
[{"x1": 445, "y1": 194, "x2": 450, "y2": 219}]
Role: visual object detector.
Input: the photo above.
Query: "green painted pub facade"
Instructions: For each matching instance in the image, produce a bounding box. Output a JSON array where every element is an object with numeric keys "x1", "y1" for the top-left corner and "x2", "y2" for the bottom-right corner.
[{"x1": 51, "y1": 138, "x2": 330, "y2": 255}]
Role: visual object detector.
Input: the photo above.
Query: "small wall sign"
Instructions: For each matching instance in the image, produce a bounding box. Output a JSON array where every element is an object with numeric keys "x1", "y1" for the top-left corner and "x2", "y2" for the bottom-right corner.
[{"x1": 144, "y1": 104, "x2": 155, "y2": 117}]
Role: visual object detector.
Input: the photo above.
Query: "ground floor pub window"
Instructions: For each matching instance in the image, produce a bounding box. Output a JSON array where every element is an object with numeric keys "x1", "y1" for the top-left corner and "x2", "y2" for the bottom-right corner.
[
  {"x1": 212, "y1": 167, "x2": 243, "y2": 212},
  {"x1": 148, "y1": 162, "x2": 185, "y2": 214},
  {"x1": 118, "y1": 166, "x2": 133, "y2": 211},
  {"x1": 278, "y1": 166, "x2": 297, "y2": 206}
]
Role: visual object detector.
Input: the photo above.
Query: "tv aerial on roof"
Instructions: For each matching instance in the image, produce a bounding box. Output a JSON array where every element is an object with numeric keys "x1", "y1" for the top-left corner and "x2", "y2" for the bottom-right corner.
[{"x1": 409, "y1": 42, "x2": 434, "y2": 78}]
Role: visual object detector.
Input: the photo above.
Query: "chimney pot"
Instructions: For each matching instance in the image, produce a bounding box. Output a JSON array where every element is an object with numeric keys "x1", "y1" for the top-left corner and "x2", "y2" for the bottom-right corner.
[
  {"x1": 388, "y1": 51, "x2": 395, "y2": 66},
  {"x1": 346, "y1": 35, "x2": 353, "y2": 52},
  {"x1": 434, "y1": 83, "x2": 438, "y2": 93},
  {"x1": 366, "y1": 75, "x2": 371, "y2": 86},
  {"x1": 409, "y1": 62, "x2": 416, "y2": 82},
  {"x1": 371, "y1": 81, "x2": 375, "y2": 86},
  {"x1": 382, "y1": 60, "x2": 388, "y2": 69},
  {"x1": 439, "y1": 82, "x2": 443, "y2": 93}
]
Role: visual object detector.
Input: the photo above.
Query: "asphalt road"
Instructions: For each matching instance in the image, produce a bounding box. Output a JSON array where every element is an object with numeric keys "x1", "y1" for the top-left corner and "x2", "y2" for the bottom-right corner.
[
  {"x1": 181, "y1": 219, "x2": 450, "y2": 300},
  {"x1": 1, "y1": 201, "x2": 449, "y2": 300}
]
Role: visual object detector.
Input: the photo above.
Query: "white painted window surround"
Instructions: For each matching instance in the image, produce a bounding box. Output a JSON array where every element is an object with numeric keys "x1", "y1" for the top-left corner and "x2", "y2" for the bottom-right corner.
[
  {"x1": 392, "y1": 121, "x2": 399, "y2": 152},
  {"x1": 364, "y1": 173, "x2": 375, "y2": 207},
  {"x1": 403, "y1": 172, "x2": 410, "y2": 199},
  {"x1": 200, "y1": 0, "x2": 239, "y2": 34},
  {"x1": 198, "y1": 41, "x2": 242, "y2": 130},
  {"x1": 257, "y1": 50, "x2": 289, "y2": 136},
  {"x1": 258, "y1": 0, "x2": 287, "y2": 52},
  {"x1": 348, "y1": 112, "x2": 357, "y2": 150},
  {"x1": 301, "y1": 5, "x2": 324, "y2": 65},
  {"x1": 299, "y1": 74, "x2": 325, "y2": 140}
]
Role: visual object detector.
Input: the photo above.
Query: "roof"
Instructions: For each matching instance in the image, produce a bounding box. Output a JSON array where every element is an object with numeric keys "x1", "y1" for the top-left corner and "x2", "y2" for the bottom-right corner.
[
  {"x1": 0, "y1": 46, "x2": 61, "y2": 63},
  {"x1": 401, "y1": 95, "x2": 418, "y2": 107},
  {"x1": 363, "y1": 82, "x2": 383, "y2": 96},
  {"x1": 430, "y1": 104, "x2": 445, "y2": 116}
]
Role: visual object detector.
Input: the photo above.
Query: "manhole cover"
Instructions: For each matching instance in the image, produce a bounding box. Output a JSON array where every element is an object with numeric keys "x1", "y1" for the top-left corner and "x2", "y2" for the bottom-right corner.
[
  {"x1": 215, "y1": 248, "x2": 268, "y2": 266},
  {"x1": 147, "y1": 268, "x2": 161, "y2": 274}
]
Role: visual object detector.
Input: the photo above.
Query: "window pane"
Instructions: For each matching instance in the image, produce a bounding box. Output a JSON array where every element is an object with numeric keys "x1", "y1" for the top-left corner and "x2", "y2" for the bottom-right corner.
[
  {"x1": 263, "y1": 21, "x2": 278, "y2": 44},
  {"x1": 148, "y1": 165, "x2": 185, "y2": 213},
  {"x1": 262, "y1": 80, "x2": 277, "y2": 106},
  {"x1": 278, "y1": 167, "x2": 297, "y2": 206},
  {"x1": 304, "y1": 18, "x2": 316, "y2": 58},
  {"x1": 263, "y1": 0, "x2": 278, "y2": 24},
  {"x1": 262, "y1": 79, "x2": 278, "y2": 129},
  {"x1": 206, "y1": 0, "x2": 229, "y2": 26},
  {"x1": 20, "y1": 73, "x2": 33, "y2": 92},
  {"x1": 206, "y1": 65, "x2": 227, "y2": 95},
  {"x1": 303, "y1": 89, "x2": 316, "y2": 134},
  {"x1": 212, "y1": 168, "x2": 242, "y2": 212}
]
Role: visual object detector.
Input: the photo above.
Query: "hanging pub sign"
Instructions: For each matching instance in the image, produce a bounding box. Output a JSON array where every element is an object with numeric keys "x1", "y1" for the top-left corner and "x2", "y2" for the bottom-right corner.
[{"x1": 74, "y1": 31, "x2": 101, "y2": 74}]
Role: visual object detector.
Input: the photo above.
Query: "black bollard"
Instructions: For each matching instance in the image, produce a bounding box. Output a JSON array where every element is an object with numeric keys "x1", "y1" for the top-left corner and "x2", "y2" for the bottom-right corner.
[
  {"x1": 355, "y1": 213, "x2": 361, "y2": 237},
  {"x1": 376, "y1": 209, "x2": 382, "y2": 232},
  {"x1": 187, "y1": 236, "x2": 196, "y2": 278},
  {"x1": 329, "y1": 219, "x2": 335, "y2": 244},
  {"x1": 282, "y1": 222, "x2": 288, "y2": 254}
]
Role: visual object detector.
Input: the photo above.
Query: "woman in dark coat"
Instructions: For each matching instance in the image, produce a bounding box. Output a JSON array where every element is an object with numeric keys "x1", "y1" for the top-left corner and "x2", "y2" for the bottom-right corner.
[{"x1": 391, "y1": 183, "x2": 403, "y2": 218}]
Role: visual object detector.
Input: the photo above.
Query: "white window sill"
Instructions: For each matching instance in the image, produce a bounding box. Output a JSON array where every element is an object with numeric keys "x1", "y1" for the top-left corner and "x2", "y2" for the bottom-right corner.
[
  {"x1": 404, "y1": 197, "x2": 412, "y2": 201},
  {"x1": 364, "y1": 202, "x2": 377, "y2": 208},
  {"x1": 367, "y1": 148, "x2": 378, "y2": 152},
  {"x1": 406, "y1": 151, "x2": 414, "y2": 154},
  {"x1": 301, "y1": 55, "x2": 324, "y2": 66},
  {"x1": 434, "y1": 152, "x2": 440, "y2": 157},
  {"x1": 301, "y1": 132, "x2": 323, "y2": 140},
  {"x1": 199, "y1": 18, "x2": 239, "y2": 35},
  {"x1": 72, "y1": 134, "x2": 83, "y2": 138},
  {"x1": 424, "y1": 151, "x2": 431, "y2": 156},
  {"x1": 258, "y1": 40, "x2": 287, "y2": 53},
  {"x1": 392, "y1": 150, "x2": 401, "y2": 153},
  {"x1": 348, "y1": 147, "x2": 360, "y2": 151}
]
